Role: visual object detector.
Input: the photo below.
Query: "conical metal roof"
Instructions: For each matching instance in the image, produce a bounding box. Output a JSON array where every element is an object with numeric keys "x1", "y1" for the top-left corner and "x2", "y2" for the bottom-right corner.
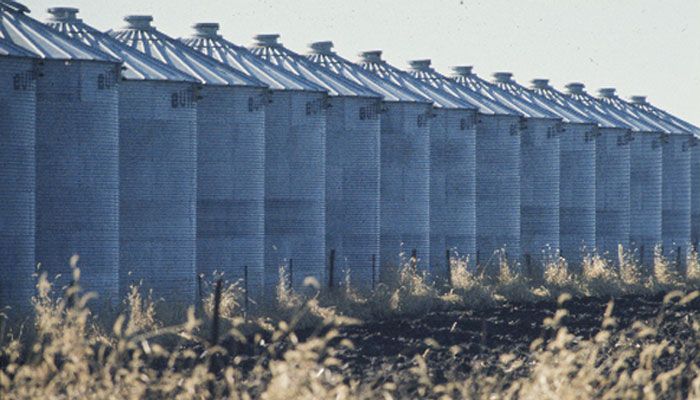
[
  {"x1": 45, "y1": 8, "x2": 195, "y2": 83},
  {"x1": 358, "y1": 52, "x2": 475, "y2": 110},
  {"x1": 562, "y1": 83, "x2": 638, "y2": 129},
  {"x1": 448, "y1": 66, "x2": 523, "y2": 117},
  {"x1": 519, "y1": 78, "x2": 596, "y2": 124},
  {"x1": 0, "y1": 35, "x2": 34, "y2": 57},
  {"x1": 248, "y1": 34, "x2": 379, "y2": 98},
  {"x1": 597, "y1": 88, "x2": 676, "y2": 133},
  {"x1": 400, "y1": 58, "x2": 514, "y2": 115},
  {"x1": 305, "y1": 41, "x2": 429, "y2": 103},
  {"x1": 181, "y1": 23, "x2": 324, "y2": 92},
  {"x1": 629, "y1": 96, "x2": 699, "y2": 138},
  {"x1": 489, "y1": 72, "x2": 562, "y2": 120},
  {"x1": 109, "y1": 16, "x2": 265, "y2": 87},
  {"x1": 0, "y1": 0, "x2": 116, "y2": 61}
]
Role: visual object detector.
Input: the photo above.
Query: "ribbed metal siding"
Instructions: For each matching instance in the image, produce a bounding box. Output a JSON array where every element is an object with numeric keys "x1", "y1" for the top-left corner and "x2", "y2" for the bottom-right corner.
[
  {"x1": 476, "y1": 114, "x2": 521, "y2": 265},
  {"x1": 326, "y1": 96, "x2": 380, "y2": 289},
  {"x1": 0, "y1": 56, "x2": 35, "y2": 311},
  {"x1": 430, "y1": 108, "x2": 477, "y2": 278},
  {"x1": 693, "y1": 142, "x2": 700, "y2": 246},
  {"x1": 629, "y1": 132, "x2": 662, "y2": 264},
  {"x1": 559, "y1": 123, "x2": 596, "y2": 264},
  {"x1": 119, "y1": 80, "x2": 197, "y2": 303},
  {"x1": 264, "y1": 90, "x2": 326, "y2": 295},
  {"x1": 596, "y1": 127, "x2": 631, "y2": 258},
  {"x1": 197, "y1": 85, "x2": 266, "y2": 297},
  {"x1": 35, "y1": 60, "x2": 119, "y2": 304},
  {"x1": 380, "y1": 102, "x2": 431, "y2": 276},
  {"x1": 520, "y1": 118, "x2": 560, "y2": 265},
  {"x1": 661, "y1": 134, "x2": 692, "y2": 259}
]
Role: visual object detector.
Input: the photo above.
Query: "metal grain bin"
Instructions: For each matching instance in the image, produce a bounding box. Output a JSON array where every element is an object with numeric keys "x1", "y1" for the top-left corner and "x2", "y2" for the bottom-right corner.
[
  {"x1": 182, "y1": 27, "x2": 333, "y2": 296},
  {"x1": 46, "y1": 8, "x2": 199, "y2": 304},
  {"x1": 111, "y1": 16, "x2": 268, "y2": 298},
  {"x1": 598, "y1": 89, "x2": 664, "y2": 264},
  {"x1": 305, "y1": 42, "x2": 429, "y2": 287},
  {"x1": 250, "y1": 34, "x2": 363, "y2": 293},
  {"x1": 629, "y1": 97, "x2": 700, "y2": 249},
  {"x1": 491, "y1": 73, "x2": 562, "y2": 269},
  {"x1": 0, "y1": 37, "x2": 36, "y2": 312},
  {"x1": 449, "y1": 66, "x2": 522, "y2": 266},
  {"x1": 564, "y1": 83, "x2": 631, "y2": 260},
  {"x1": 625, "y1": 96, "x2": 693, "y2": 264},
  {"x1": 530, "y1": 79, "x2": 597, "y2": 266},
  {"x1": 1, "y1": 1, "x2": 120, "y2": 305}
]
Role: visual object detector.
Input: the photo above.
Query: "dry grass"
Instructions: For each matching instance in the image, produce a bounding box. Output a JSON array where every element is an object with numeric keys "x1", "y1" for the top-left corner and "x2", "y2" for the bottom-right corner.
[{"x1": 0, "y1": 249, "x2": 699, "y2": 399}]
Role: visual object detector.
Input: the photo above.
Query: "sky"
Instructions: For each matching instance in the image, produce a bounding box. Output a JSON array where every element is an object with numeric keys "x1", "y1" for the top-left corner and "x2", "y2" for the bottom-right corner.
[{"x1": 23, "y1": 0, "x2": 700, "y2": 125}]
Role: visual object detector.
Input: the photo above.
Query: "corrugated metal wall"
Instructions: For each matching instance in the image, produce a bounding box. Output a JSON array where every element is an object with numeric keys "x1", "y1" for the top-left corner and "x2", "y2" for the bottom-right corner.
[
  {"x1": 693, "y1": 141, "x2": 700, "y2": 247},
  {"x1": 476, "y1": 114, "x2": 521, "y2": 266},
  {"x1": 35, "y1": 60, "x2": 120, "y2": 305},
  {"x1": 118, "y1": 80, "x2": 198, "y2": 304},
  {"x1": 559, "y1": 123, "x2": 596, "y2": 265},
  {"x1": 629, "y1": 132, "x2": 662, "y2": 265},
  {"x1": 430, "y1": 108, "x2": 477, "y2": 278},
  {"x1": 596, "y1": 127, "x2": 631, "y2": 258},
  {"x1": 264, "y1": 90, "x2": 326, "y2": 296},
  {"x1": 0, "y1": 56, "x2": 36, "y2": 312},
  {"x1": 197, "y1": 85, "x2": 266, "y2": 297},
  {"x1": 520, "y1": 118, "x2": 560, "y2": 266},
  {"x1": 661, "y1": 134, "x2": 692, "y2": 261},
  {"x1": 380, "y1": 102, "x2": 431, "y2": 277},
  {"x1": 325, "y1": 96, "x2": 380, "y2": 290}
]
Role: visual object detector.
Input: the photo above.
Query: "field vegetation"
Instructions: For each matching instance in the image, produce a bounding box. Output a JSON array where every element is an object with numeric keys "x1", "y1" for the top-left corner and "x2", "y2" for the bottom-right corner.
[{"x1": 1, "y1": 245, "x2": 699, "y2": 399}]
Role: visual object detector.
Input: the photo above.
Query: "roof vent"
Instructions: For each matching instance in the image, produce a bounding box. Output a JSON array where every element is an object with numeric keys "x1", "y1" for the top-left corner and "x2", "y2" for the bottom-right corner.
[
  {"x1": 359, "y1": 50, "x2": 383, "y2": 62},
  {"x1": 124, "y1": 15, "x2": 154, "y2": 30},
  {"x1": 47, "y1": 7, "x2": 80, "y2": 22},
  {"x1": 193, "y1": 22, "x2": 220, "y2": 38},
  {"x1": 452, "y1": 66, "x2": 473, "y2": 76},
  {"x1": 598, "y1": 88, "x2": 617, "y2": 98},
  {"x1": 565, "y1": 82, "x2": 586, "y2": 94},
  {"x1": 408, "y1": 59, "x2": 432, "y2": 71},
  {"x1": 309, "y1": 41, "x2": 334, "y2": 55},
  {"x1": 630, "y1": 96, "x2": 648, "y2": 105},
  {"x1": 493, "y1": 72, "x2": 514, "y2": 83},
  {"x1": 0, "y1": 1, "x2": 30, "y2": 13},
  {"x1": 531, "y1": 79, "x2": 550, "y2": 89},
  {"x1": 254, "y1": 34, "x2": 281, "y2": 46}
]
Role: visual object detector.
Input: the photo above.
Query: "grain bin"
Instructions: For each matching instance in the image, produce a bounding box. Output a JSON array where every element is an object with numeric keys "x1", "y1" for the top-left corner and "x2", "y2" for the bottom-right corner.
[
  {"x1": 1, "y1": 1, "x2": 121, "y2": 305},
  {"x1": 358, "y1": 54, "x2": 476, "y2": 279},
  {"x1": 490, "y1": 73, "x2": 562, "y2": 269},
  {"x1": 629, "y1": 97, "x2": 700, "y2": 250},
  {"x1": 111, "y1": 16, "x2": 268, "y2": 298},
  {"x1": 448, "y1": 66, "x2": 522, "y2": 267},
  {"x1": 0, "y1": 37, "x2": 36, "y2": 313},
  {"x1": 530, "y1": 79, "x2": 597, "y2": 266},
  {"x1": 597, "y1": 89, "x2": 664, "y2": 264},
  {"x1": 46, "y1": 8, "x2": 199, "y2": 304},
  {"x1": 564, "y1": 83, "x2": 631, "y2": 260},
  {"x1": 182, "y1": 27, "x2": 333, "y2": 296},
  {"x1": 305, "y1": 42, "x2": 431, "y2": 287},
  {"x1": 626, "y1": 96, "x2": 693, "y2": 264},
  {"x1": 250, "y1": 34, "x2": 376, "y2": 292}
]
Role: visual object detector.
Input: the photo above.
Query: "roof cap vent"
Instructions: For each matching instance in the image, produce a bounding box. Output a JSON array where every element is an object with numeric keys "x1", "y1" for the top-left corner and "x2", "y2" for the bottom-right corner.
[
  {"x1": 309, "y1": 41, "x2": 334, "y2": 55},
  {"x1": 531, "y1": 79, "x2": 550, "y2": 89},
  {"x1": 124, "y1": 15, "x2": 154, "y2": 30},
  {"x1": 408, "y1": 59, "x2": 432, "y2": 71},
  {"x1": 0, "y1": 1, "x2": 30, "y2": 13},
  {"x1": 493, "y1": 72, "x2": 514, "y2": 83},
  {"x1": 254, "y1": 34, "x2": 281, "y2": 46},
  {"x1": 47, "y1": 7, "x2": 80, "y2": 22},
  {"x1": 193, "y1": 22, "x2": 220, "y2": 37},
  {"x1": 598, "y1": 88, "x2": 617, "y2": 98},
  {"x1": 359, "y1": 50, "x2": 383, "y2": 62},
  {"x1": 630, "y1": 95, "x2": 648, "y2": 105},
  {"x1": 452, "y1": 66, "x2": 473, "y2": 76},
  {"x1": 565, "y1": 82, "x2": 586, "y2": 94}
]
